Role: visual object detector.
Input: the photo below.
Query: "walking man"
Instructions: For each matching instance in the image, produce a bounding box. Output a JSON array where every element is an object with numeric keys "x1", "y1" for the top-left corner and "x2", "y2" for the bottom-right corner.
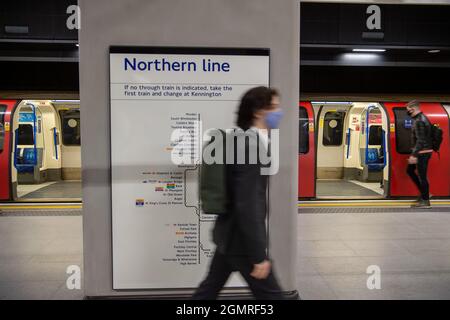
[
  {"x1": 406, "y1": 100, "x2": 434, "y2": 209},
  {"x1": 193, "y1": 86, "x2": 285, "y2": 299}
]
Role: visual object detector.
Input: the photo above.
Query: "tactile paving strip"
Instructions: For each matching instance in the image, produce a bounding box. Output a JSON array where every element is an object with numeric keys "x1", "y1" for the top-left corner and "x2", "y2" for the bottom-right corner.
[
  {"x1": 0, "y1": 210, "x2": 82, "y2": 216},
  {"x1": 2, "y1": 208, "x2": 449, "y2": 216},
  {"x1": 299, "y1": 207, "x2": 450, "y2": 214}
]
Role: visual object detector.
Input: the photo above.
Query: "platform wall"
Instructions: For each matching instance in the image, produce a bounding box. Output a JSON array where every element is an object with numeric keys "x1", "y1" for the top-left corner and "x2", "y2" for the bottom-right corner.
[{"x1": 79, "y1": 0, "x2": 299, "y2": 297}]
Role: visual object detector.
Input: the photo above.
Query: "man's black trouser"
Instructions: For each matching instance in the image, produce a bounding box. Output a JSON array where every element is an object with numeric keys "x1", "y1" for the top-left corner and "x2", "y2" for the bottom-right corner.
[
  {"x1": 192, "y1": 251, "x2": 285, "y2": 300},
  {"x1": 407, "y1": 153, "x2": 432, "y2": 201}
]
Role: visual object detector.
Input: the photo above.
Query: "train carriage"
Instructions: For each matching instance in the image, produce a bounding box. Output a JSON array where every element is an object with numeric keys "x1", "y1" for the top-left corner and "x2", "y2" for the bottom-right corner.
[
  {"x1": 298, "y1": 101, "x2": 450, "y2": 199},
  {"x1": 0, "y1": 99, "x2": 81, "y2": 202}
]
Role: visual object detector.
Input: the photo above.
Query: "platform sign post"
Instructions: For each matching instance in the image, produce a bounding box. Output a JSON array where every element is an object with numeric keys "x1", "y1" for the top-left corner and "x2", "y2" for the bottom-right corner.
[{"x1": 109, "y1": 47, "x2": 269, "y2": 290}]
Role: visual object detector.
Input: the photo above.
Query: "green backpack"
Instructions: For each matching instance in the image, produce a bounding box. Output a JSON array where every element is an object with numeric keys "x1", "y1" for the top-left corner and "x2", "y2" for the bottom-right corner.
[{"x1": 200, "y1": 129, "x2": 228, "y2": 215}]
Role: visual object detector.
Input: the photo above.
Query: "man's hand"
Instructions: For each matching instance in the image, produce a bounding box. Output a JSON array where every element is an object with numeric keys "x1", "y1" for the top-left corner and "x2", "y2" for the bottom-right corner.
[
  {"x1": 250, "y1": 260, "x2": 271, "y2": 279},
  {"x1": 408, "y1": 156, "x2": 418, "y2": 164}
]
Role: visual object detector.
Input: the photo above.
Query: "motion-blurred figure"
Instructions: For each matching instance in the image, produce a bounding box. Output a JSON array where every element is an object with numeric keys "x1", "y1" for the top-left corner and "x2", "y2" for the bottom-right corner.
[{"x1": 193, "y1": 86, "x2": 285, "y2": 299}]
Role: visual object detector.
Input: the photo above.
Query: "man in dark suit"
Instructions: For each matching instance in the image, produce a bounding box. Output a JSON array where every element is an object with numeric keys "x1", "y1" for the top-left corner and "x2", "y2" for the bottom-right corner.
[{"x1": 193, "y1": 86, "x2": 285, "y2": 300}]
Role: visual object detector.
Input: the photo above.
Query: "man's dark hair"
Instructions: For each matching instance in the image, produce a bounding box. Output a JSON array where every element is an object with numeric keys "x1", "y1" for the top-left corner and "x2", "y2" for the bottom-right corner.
[
  {"x1": 406, "y1": 100, "x2": 420, "y2": 109},
  {"x1": 236, "y1": 86, "x2": 279, "y2": 130}
]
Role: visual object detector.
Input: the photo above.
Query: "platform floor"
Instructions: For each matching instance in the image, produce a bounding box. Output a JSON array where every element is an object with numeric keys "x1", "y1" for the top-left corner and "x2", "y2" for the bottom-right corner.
[
  {"x1": 0, "y1": 212, "x2": 83, "y2": 300},
  {"x1": 316, "y1": 179, "x2": 383, "y2": 198},
  {"x1": 297, "y1": 208, "x2": 450, "y2": 299},
  {"x1": 18, "y1": 181, "x2": 82, "y2": 200},
  {"x1": 1, "y1": 207, "x2": 450, "y2": 299}
]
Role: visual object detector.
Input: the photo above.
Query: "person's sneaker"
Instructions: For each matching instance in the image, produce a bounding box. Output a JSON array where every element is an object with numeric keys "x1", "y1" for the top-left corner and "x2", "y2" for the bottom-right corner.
[
  {"x1": 411, "y1": 198, "x2": 422, "y2": 207},
  {"x1": 414, "y1": 195, "x2": 432, "y2": 202},
  {"x1": 412, "y1": 199, "x2": 432, "y2": 209}
]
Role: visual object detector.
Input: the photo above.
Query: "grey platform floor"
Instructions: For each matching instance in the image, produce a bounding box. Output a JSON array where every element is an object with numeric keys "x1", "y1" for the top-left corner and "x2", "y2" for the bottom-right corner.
[
  {"x1": 0, "y1": 213, "x2": 83, "y2": 300},
  {"x1": 19, "y1": 181, "x2": 82, "y2": 200},
  {"x1": 316, "y1": 180, "x2": 381, "y2": 198},
  {"x1": 1, "y1": 208, "x2": 450, "y2": 299}
]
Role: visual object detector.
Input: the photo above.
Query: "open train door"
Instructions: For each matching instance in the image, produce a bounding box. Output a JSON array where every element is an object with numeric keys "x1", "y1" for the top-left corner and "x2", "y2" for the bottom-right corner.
[
  {"x1": 0, "y1": 100, "x2": 18, "y2": 201},
  {"x1": 298, "y1": 101, "x2": 315, "y2": 198},
  {"x1": 382, "y1": 102, "x2": 450, "y2": 198}
]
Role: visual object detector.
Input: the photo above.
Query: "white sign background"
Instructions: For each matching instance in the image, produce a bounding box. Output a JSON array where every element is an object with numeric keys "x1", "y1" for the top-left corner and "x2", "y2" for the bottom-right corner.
[{"x1": 110, "y1": 48, "x2": 269, "y2": 289}]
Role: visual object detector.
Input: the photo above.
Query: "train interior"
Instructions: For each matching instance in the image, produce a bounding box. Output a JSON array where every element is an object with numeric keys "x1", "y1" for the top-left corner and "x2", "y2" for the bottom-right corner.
[
  {"x1": 313, "y1": 102, "x2": 389, "y2": 199},
  {"x1": 11, "y1": 100, "x2": 81, "y2": 201},
  {"x1": 2, "y1": 99, "x2": 449, "y2": 202}
]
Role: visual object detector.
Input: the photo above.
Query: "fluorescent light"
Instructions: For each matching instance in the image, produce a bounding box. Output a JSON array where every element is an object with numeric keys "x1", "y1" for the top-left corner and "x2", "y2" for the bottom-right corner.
[
  {"x1": 352, "y1": 48, "x2": 386, "y2": 52},
  {"x1": 76, "y1": 43, "x2": 79, "y2": 47},
  {"x1": 342, "y1": 53, "x2": 380, "y2": 60},
  {"x1": 428, "y1": 49, "x2": 440, "y2": 53}
]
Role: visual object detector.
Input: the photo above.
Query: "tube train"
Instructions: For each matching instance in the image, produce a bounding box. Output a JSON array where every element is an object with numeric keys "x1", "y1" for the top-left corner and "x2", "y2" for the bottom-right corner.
[
  {"x1": 1, "y1": 99, "x2": 449, "y2": 201},
  {"x1": 299, "y1": 101, "x2": 450, "y2": 199},
  {"x1": 0, "y1": 100, "x2": 81, "y2": 201}
]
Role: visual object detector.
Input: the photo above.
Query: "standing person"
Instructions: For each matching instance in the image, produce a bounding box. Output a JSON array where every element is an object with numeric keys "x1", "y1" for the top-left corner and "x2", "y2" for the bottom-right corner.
[
  {"x1": 405, "y1": 100, "x2": 433, "y2": 209},
  {"x1": 193, "y1": 86, "x2": 285, "y2": 300}
]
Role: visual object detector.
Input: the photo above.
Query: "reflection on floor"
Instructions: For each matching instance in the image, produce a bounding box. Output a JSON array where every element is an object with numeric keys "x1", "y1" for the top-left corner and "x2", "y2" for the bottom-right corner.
[
  {"x1": 2, "y1": 208, "x2": 450, "y2": 299},
  {"x1": 17, "y1": 182, "x2": 57, "y2": 198},
  {"x1": 316, "y1": 179, "x2": 383, "y2": 198},
  {"x1": 347, "y1": 180, "x2": 384, "y2": 196},
  {"x1": 298, "y1": 210, "x2": 450, "y2": 300},
  {"x1": 0, "y1": 213, "x2": 83, "y2": 300},
  {"x1": 18, "y1": 181, "x2": 82, "y2": 200}
]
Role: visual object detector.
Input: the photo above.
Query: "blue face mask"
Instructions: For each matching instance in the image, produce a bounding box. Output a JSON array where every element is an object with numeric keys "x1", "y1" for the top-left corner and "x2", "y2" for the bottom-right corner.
[{"x1": 265, "y1": 110, "x2": 283, "y2": 129}]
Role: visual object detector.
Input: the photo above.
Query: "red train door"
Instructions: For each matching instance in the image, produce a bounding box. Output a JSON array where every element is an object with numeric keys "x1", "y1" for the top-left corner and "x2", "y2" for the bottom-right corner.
[
  {"x1": 298, "y1": 101, "x2": 315, "y2": 198},
  {"x1": 0, "y1": 100, "x2": 18, "y2": 201},
  {"x1": 382, "y1": 102, "x2": 450, "y2": 198}
]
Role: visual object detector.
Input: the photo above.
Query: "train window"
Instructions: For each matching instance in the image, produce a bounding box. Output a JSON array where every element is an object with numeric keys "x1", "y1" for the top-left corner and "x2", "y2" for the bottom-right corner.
[
  {"x1": 18, "y1": 124, "x2": 34, "y2": 145},
  {"x1": 323, "y1": 111, "x2": 345, "y2": 146},
  {"x1": 60, "y1": 110, "x2": 81, "y2": 146},
  {"x1": 368, "y1": 125, "x2": 382, "y2": 145},
  {"x1": 21, "y1": 106, "x2": 33, "y2": 112},
  {"x1": 393, "y1": 108, "x2": 412, "y2": 154},
  {"x1": 0, "y1": 105, "x2": 6, "y2": 152},
  {"x1": 299, "y1": 107, "x2": 309, "y2": 154}
]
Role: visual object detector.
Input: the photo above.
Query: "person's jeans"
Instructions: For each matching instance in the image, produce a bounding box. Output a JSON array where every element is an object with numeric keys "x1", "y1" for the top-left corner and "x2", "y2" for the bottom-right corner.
[{"x1": 407, "y1": 153, "x2": 432, "y2": 201}]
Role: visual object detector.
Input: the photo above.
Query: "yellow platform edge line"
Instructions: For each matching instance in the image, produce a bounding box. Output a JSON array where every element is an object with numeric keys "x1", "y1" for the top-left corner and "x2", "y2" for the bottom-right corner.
[
  {"x1": 298, "y1": 201, "x2": 450, "y2": 207},
  {"x1": 0, "y1": 205, "x2": 82, "y2": 210},
  {"x1": 1, "y1": 202, "x2": 449, "y2": 210}
]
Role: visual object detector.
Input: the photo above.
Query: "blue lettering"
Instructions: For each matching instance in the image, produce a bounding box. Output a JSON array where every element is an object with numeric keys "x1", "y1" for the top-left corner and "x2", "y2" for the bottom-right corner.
[
  {"x1": 172, "y1": 61, "x2": 180, "y2": 71},
  {"x1": 123, "y1": 57, "x2": 227, "y2": 72},
  {"x1": 222, "y1": 62, "x2": 230, "y2": 72},
  {"x1": 138, "y1": 61, "x2": 148, "y2": 71},
  {"x1": 124, "y1": 57, "x2": 136, "y2": 71},
  {"x1": 202, "y1": 59, "x2": 231, "y2": 72}
]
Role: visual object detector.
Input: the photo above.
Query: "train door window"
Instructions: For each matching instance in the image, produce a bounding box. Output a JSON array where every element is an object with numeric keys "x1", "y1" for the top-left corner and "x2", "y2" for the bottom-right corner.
[
  {"x1": 299, "y1": 107, "x2": 309, "y2": 154},
  {"x1": 368, "y1": 125, "x2": 382, "y2": 145},
  {"x1": 0, "y1": 105, "x2": 6, "y2": 152},
  {"x1": 18, "y1": 124, "x2": 34, "y2": 145},
  {"x1": 393, "y1": 108, "x2": 413, "y2": 154},
  {"x1": 323, "y1": 111, "x2": 345, "y2": 146},
  {"x1": 59, "y1": 110, "x2": 81, "y2": 146}
]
